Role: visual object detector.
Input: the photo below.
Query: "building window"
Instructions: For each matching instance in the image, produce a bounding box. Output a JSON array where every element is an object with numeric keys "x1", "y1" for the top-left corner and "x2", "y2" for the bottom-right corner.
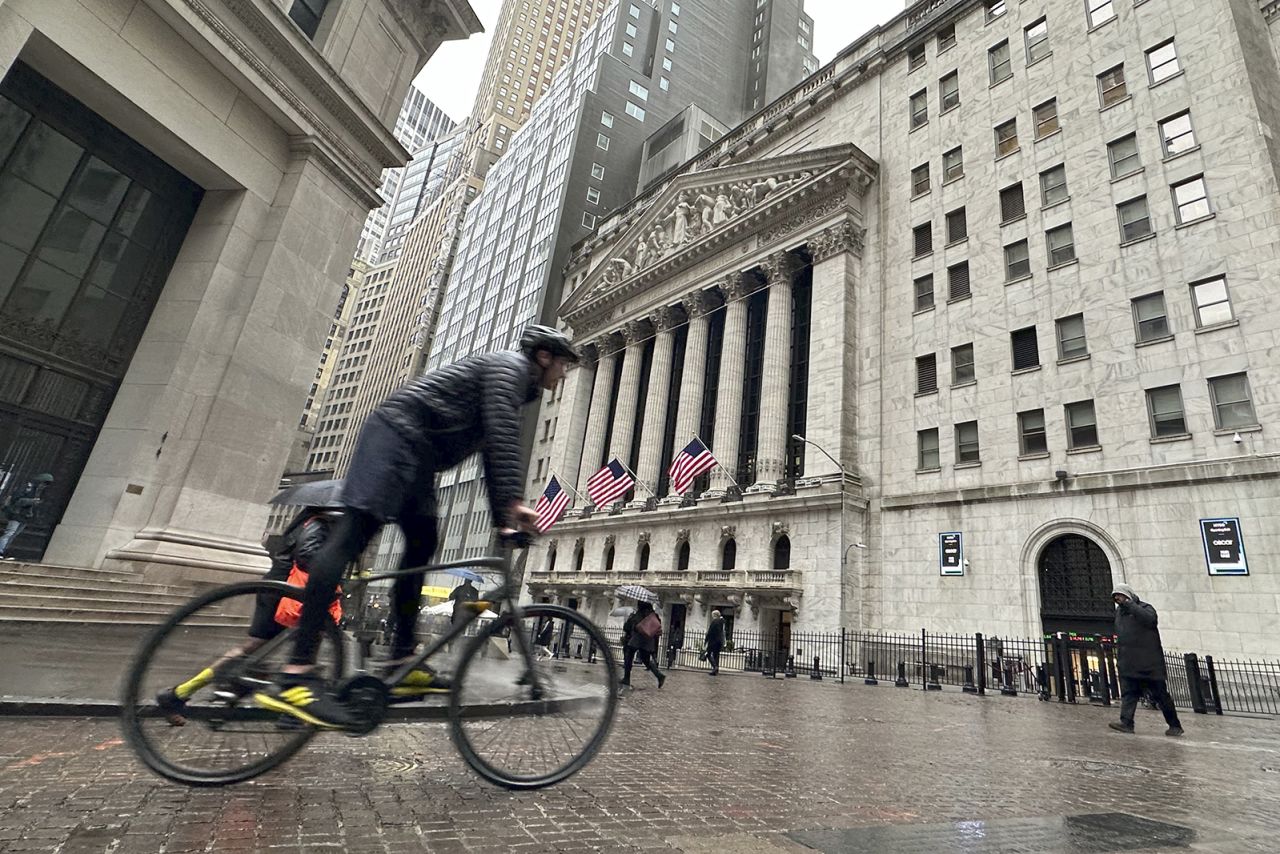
[
  {"x1": 1098, "y1": 64, "x2": 1127, "y2": 107},
  {"x1": 1190, "y1": 276, "x2": 1233, "y2": 327},
  {"x1": 940, "y1": 71, "x2": 960, "y2": 111},
  {"x1": 1024, "y1": 18, "x2": 1050, "y2": 63},
  {"x1": 289, "y1": 0, "x2": 330, "y2": 39},
  {"x1": 672, "y1": 2, "x2": 681, "y2": 15},
  {"x1": 989, "y1": 40, "x2": 1012, "y2": 84},
  {"x1": 946, "y1": 207, "x2": 967, "y2": 244},
  {"x1": 1056, "y1": 313, "x2": 1088, "y2": 360},
  {"x1": 1107, "y1": 133, "x2": 1141, "y2": 178},
  {"x1": 1172, "y1": 175, "x2": 1211, "y2": 223},
  {"x1": 952, "y1": 343, "x2": 975, "y2": 384},
  {"x1": 1065, "y1": 400, "x2": 1099, "y2": 449},
  {"x1": 1004, "y1": 240, "x2": 1031, "y2": 281},
  {"x1": 998, "y1": 181, "x2": 1029, "y2": 222},
  {"x1": 914, "y1": 274, "x2": 935, "y2": 311},
  {"x1": 909, "y1": 44, "x2": 926, "y2": 72},
  {"x1": 938, "y1": 23, "x2": 957, "y2": 52},
  {"x1": 1132, "y1": 292, "x2": 1171, "y2": 342},
  {"x1": 629, "y1": 3, "x2": 640, "y2": 17},
  {"x1": 1208, "y1": 373, "x2": 1258, "y2": 429},
  {"x1": 591, "y1": 162, "x2": 605, "y2": 180},
  {"x1": 917, "y1": 353, "x2": 938, "y2": 394},
  {"x1": 985, "y1": 0, "x2": 1006, "y2": 22},
  {"x1": 1117, "y1": 196, "x2": 1152, "y2": 242},
  {"x1": 1087, "y1": 0, "x2": 1116, "y2": 27},
  {"x1": 622, "y1": 42, "x2": 634, "y2": 56},
  {"x1": 1146, "y1": 40, "x2": 1180, "y2": 84},
  {"x1": 663, "y1": 56, "x2": 673, "y2": 71},
  {"x1": 911, "y1": 162, "x2": 931, "y2": 196},
  {"x1": 995, "y1": 118, "x2": 1018, "y2": 157},
  {"x1": 955, "y1": 421, "x2": 980, "y2": 464},
  {"x1": 1046, "y1": 223, "x2": 1076, "y2": 266},
  {"x1": 582, "y1": 211, "x2": 596, "y2": 229},
  {"x1": 601, "y1": 110, "x2": 614, "y2": 128},
  {"x1": 629, "y1": 80, "x2": 649, "y2": 100},
  {"x1": 1159, "y1": 111, "x2": 1196, "y2": 157},
  {"x1": 913, "y1": 222, "x2": 933, "y2": 257},
  {"x1": 943, "y1": 146, "x2": 964, "y2": 181},
  {"x1": 666, "y1": 37, "x2": 676, "y2": 51},
  {"x1": 676, "y1": 540, "x2": 690, "y2": 571},
  {"x1": 1040, "y1": 164, "x2": 1068, "y2": 207},
  {"x1": 948, "y1": 262, "x2": 971, "y2": 301},
  {"x1": 669, "y1": 20, "x2": 679, "y2": 33},
  {"x1": 586, "y1": 187, "x2": 600, "y2": 205},
  {"x1": 626, "y1": 102, "x2": 646, "y2": 121},
  {"x1": 1010, "y1": 326, "x2": 1039, "y2": 370},
  {"x1": 722, "y1": 538, "x2": 737, "y2": 571},
  {"x1": 1019, "y1": 409, "x2": 1048, "y2": 455},
  {"x1": 910, "y1": 89, "x2": 928, "y2": 129},
  {"x1": 660, "y1": 76, "x2": 670, "y2": 91},
  {"x1": 1033, "y1": 99, "x2": 1059, "y2": 138},
  {"x1": 626, "y1": 22, "x2": 637, "y2": 37},
  {"x1": 596, "y1": 133, "x2": 610, "y2": 150},
  {"x1": 918, "y1": 428, "x2": 940, "y2": 470},
  {"x1": 1146, "y1": 385, "x2": 1188, "y2": 438}
]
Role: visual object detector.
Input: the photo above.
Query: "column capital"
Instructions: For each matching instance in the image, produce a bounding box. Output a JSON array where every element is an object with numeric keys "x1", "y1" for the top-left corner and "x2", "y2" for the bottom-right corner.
[
  {"x1": 808, "y1": 220, "x2": 866, "y2": 262},
  {"x1": 650, "y1": 305, "x2": 680, "y2": 332},
  {"x1": 718, "y1": 273, "x2": 756, "y2": 303},
  {"x1": 759, "y1": 250, "x2": 802, "y2": 283},
  {"x1": 593, "y1": 334, "x2": 623, "y2": 358},
  {"x1": 621, "y1": 319, "x2": 650, "y2": 345},
  {"x1": 681, "y1": 289, "x2": 717, "y2": 319}
]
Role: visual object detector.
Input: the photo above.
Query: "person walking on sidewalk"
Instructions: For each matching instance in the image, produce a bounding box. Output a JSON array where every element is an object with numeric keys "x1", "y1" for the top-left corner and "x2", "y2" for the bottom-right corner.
[
  {"x1": 704, "y1": 610, "x2": 726, "y2": 675},
  {"x1": 1108, "y1": 583, "x2": 1184, "y2": 737},
  {"x1": 620, "y1": 601, "x2": 665, "y2": 688}
]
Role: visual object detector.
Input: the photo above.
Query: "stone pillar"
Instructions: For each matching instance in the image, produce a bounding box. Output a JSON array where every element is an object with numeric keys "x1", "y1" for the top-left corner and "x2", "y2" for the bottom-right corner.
[
  {"x1": 605, "y1": 321, "x2": 648, "y2": 480},
  {"x1": 665, "y1": 290, "x2": 716, "y2": 499},
  {"x1": 706, "y1": 275, "x2": 754, "y2": 496},
  {"x1": 550, "y1": 344, "x2": 599, "y2": 505},
  {"x1": 578, "y1": 336, "x2": 620, "y2": 491},
  {"x1": 634, "y1": 307, "x2": 678, "y2": 503},
  {"x1": 750, "y1": 251, "x2": 798, "y2": 491}
]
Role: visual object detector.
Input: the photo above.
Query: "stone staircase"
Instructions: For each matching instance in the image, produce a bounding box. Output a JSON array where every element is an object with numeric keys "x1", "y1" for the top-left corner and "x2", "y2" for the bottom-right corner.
[{"x1": 0, "y1": 561, "x2": 245, "y2": 625}]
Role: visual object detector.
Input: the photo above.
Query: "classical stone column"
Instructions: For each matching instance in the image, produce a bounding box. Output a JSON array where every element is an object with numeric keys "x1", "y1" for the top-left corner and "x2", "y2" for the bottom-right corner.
[
  {"x1": 635, "y1": 307, "x2": 678, "y2": 502},
  {"x1": 550, "y1": 344, "x2": 599, "y2": 504},
  {"x1": 579, "y1": 336, "x2": 621, "y2": 491},
  {"x1": 604, "y1": 321, "x2": 648, "y2": 484},
  {"x1": 665, "y1": 290, "x2": 716, "y2": 499},
  {"x1": 750, "y1": 251, "x2": 798, "y2": 491},
  {"x1": 706, "y1": 275, "x2": 754, "y2": 496}
]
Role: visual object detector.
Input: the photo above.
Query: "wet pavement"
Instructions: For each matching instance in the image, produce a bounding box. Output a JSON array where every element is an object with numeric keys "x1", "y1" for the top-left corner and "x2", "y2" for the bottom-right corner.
[{"x1": 2, "y1": 668, "x2": 1278, "y2": 853}]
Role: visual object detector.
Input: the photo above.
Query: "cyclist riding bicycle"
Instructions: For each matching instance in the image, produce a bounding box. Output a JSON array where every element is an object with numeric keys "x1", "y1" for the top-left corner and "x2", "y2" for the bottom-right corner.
[{"x1": 254, "y1": 325, "x2": 579, "y2": 728}]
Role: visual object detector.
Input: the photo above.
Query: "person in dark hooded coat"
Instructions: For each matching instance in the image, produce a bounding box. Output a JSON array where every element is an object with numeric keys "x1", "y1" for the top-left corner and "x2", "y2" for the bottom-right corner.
[
  {"x1": 621, "y1": 601, "x2": 665, "y2": 688},
  {"x1": 1108, "y1": 582, "x2": 1183, "y2": 736}
]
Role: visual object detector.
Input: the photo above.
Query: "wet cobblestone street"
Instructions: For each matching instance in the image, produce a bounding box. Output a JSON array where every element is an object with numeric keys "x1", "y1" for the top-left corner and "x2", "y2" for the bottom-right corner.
[{"x1": 2, "y1": 671, "x2": 1278, "y2": 853}]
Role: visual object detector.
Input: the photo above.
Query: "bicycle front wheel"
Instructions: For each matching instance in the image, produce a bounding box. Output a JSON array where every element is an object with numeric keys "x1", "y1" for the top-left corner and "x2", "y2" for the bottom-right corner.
[
  {"x1": 120, "y1": 581, "x2": 345, "y2": 786},
  {"x1": 449, "y1": 604, "x2": 618, "y2": 789}
]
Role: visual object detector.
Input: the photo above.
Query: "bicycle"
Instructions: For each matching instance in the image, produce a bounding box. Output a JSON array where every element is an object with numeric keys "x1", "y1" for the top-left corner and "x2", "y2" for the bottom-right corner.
[{"x1": 120, "y1": 538, "x2": 619, "y2": 790}]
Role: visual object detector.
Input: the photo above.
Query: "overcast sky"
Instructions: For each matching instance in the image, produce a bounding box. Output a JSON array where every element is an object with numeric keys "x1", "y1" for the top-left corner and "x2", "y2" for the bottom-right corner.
[{"x1": 414, "y1": 0, "x2": 905, "y2": 123}]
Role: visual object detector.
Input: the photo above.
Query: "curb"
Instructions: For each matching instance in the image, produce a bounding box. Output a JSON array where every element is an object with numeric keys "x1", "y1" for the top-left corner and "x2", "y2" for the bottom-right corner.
[{"x1": 0, "y1": 696, "x2": 454, "y2": 720}]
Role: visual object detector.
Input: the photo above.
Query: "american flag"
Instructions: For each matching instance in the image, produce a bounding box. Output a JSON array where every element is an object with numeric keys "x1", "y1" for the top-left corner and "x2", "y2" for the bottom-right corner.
[
  {"x1": 587, "y1": 458, "x2": 634, "y2": 509},
  {"x1": 534, "y1": 476, "x2": 570, "y2": 533},
  {"x1": 668, "y1": 437, "x2": 718, "y2": 495}
]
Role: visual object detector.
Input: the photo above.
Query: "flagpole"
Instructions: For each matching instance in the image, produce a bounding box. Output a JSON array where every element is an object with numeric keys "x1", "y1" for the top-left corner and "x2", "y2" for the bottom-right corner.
[
  {"x1": 615, "y1": 458, "x2": 657, "y2": 499},
  {"x1": 551, "y1": 471, "x2": 589, "y2": 506},
  {"x1": 693, "y1": 432, "x2": 741, "y2": 490}
]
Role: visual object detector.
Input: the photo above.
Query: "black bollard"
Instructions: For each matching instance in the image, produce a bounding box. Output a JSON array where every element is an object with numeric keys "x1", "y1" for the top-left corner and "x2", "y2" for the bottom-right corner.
[
  {"x1": 962, "y1": 665, "x2": 977, "y2": 693},
  {"x1": 1000, "y1": 662, "x2": 1018, "y2": 696},
  {"x1": 810, "y1": 655, "x2": 823, "y2": 680},
  {"x1": 926, "y1": 664, "x2": 942, "y2": 691},
  {"x1": 864, "y1": 661, "x2": 879, "y2": 686},
  {"x1": 784, "y1": 655, "x2": 797, "y2": 678},
  {"x1": 895, "y1": 661, "x2": 909, "y2": 688}
]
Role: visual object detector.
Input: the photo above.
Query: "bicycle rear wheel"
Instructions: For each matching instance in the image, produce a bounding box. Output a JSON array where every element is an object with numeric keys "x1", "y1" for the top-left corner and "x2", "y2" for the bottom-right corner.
[
  {"x1": 120, "y1": 581, "x2": 344, "y2": 786},
  {"x1": 449, "y1": 604, "x2": 618, "y2": 790}
]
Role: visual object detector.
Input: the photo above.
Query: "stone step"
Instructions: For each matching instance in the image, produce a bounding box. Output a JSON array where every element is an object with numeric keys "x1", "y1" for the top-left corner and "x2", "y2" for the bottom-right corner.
[
  {"x1": 0, "y1": 590, "x2": 205, "y2": 615},
  {"x1": 0, "y1": 561, "x2": 144, "y2": 583},
  {"x1": 0, "y1": 563, "x2": 198, "y2": 593},
  {"x1": 0, "y1": 604, "x2": 246, "y2": 626},
  {"x1": 0, "y1": 573, "x2": 198, "y2": 599},
  {"x1": 0, "y1": 581, "x2": 194, "y2": 607}
]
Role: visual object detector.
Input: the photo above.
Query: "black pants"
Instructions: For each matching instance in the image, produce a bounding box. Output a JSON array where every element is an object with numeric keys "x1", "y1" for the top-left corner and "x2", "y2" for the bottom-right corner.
[
  {"x1": 622, "y1": 647, "x2": 661, "y2": 683},
  {"x1": 707, "y1": 647, "x2": 722, "y2": 673},
  {"x1": 1119, "y1": 676, "x2": 1182, "y2": 729}
]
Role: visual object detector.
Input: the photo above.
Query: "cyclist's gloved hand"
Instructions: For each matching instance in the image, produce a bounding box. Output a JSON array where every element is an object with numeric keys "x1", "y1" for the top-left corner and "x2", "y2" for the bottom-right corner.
[
  {"x1": 506, "y1": 502, "x2": 540, "y2": 534},
  {"x1": 498, "y1": 529, "x2": 534, "y2": 549}
]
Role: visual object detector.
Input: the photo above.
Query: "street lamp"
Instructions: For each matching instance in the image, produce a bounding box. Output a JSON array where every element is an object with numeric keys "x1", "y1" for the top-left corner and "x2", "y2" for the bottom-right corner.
[{"x1": 792, "y1": 434, "x2": 850, "y2": 624}]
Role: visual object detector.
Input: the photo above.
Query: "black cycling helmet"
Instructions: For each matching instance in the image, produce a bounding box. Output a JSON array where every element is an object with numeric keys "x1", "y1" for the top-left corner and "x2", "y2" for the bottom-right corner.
[{"x1": 519, "y1": 324, "x2": 580, "y2": 363}]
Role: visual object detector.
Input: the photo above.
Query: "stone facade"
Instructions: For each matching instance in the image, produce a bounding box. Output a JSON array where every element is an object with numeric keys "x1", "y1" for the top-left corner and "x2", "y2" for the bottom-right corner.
[
  {"x1": 0, "y1": 0, "x2": 479, "y2": 578},
  {"x1": 528, "y1": 0, "x2": 1280, "y2": 657}
]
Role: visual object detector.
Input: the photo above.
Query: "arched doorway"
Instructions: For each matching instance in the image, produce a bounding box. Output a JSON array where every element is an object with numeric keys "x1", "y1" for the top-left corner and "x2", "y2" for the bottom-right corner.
[{"x1": 1038, "y1": 534, "x2": 1115, "y2": 637}]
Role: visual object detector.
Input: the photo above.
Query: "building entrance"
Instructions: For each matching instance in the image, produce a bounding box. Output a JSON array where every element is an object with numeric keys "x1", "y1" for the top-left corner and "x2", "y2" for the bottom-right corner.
[
  {"x1": 1038, "y1": 534, "x2": 1116, "y2": 638},
  {"x1": 0, "y1": 63, "x2": 202, "y2": 560}
]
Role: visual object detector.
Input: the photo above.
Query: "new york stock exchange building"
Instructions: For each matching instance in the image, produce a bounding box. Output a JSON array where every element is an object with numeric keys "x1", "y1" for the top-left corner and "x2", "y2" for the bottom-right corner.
[{"x1": 523, "y1": 0, "x2": 1280, "y2": 660}]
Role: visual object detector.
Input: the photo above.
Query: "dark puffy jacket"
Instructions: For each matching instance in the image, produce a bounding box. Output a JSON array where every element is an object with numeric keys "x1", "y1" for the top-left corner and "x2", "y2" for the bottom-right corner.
[
  {"x1": 269, "y1": 510, "x2": 335, "y2": 577},
  {"x1": 705, "y1": 616, "x2": 726, "y2": 651},
  {"x1": 1114, "y1": 597, "x2": 1166, "y2": 680},
  {"x1": 377, "y1": 351, "x2": 540, "y2": 522}
]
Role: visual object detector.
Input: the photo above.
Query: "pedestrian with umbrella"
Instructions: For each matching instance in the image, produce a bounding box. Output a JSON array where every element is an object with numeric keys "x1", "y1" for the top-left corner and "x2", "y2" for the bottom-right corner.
[{"x1": 617, "y1": 585, "x2": 665, "y2": 689}]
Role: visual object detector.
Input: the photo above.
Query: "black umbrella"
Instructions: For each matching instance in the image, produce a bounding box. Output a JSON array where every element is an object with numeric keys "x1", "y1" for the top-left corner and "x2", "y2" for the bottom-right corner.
[{"x1": 269, "y1": 478, "x2": 345, "y2": 508}]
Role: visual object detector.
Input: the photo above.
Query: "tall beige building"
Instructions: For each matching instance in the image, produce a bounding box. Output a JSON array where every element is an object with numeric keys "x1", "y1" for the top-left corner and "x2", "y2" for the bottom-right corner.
[{"x1": 301, "y1": 259, "x2": 367, "y2": 435}]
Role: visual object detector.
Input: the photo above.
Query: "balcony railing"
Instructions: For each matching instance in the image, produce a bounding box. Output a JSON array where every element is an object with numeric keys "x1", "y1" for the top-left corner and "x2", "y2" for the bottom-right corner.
[{"x1": 526, "y1": 569, "x2": 803, "y2": 591}]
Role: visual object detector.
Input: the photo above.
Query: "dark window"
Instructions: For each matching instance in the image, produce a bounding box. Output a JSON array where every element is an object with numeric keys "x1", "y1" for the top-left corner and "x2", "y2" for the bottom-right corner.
[
  {"x1": 916, "y1": 353, "x2": 938, "y2": 394},
  {"x1": 695, "y1": 304, "x2": 726, "y2": 492},
  {"x1": 656, "y1": 322, "x2": 688, "y2": 495},
  {"x1": 986, "y1": 1, "x2": 1007, "y2": 23},
  {"x1": 940, "y1": 71, "x2": 960, "y2": 111},
  {"x1": 289, "y1": 0, "x2": 330, "y2": 39},
  {"x1": 1019, "y1": 409, "x2": 1048, "y2": 455},
  {"x1": 1098, "y1": 64, "x2": 1127, "y2": 107},
  {"x1": 638, "y1": 543, "x2": 650, "y2": 572},
  {"x1": 786, "y1": 265, "x2": 812, "y2": 479},
  {"x1": 943, "y1": 146, "x2": 964, "y2": 181},
  {"x1": 1146, "y1": 385, "x2": 1187, "y2": 438},
  {"x1": 1000, "y1": 183, "x2": 1025, "y2": 222},
  {"x1": 547, "y1": 547, "x2": 557, "y2": 573},
  {"x1": 1208, "y1": 373, "x2": 1258, "y2": 429},
  {"x1": 773, "y1": 536, "x2": 791, "y2": 569},
  {"x1": 1046, "y1": 223, "x2": 1075, "y2": 266},
  {"x1": 948, "y1": 261, "x2": 970, "y2": 300},
  {"x1": 918, "y1": 428, "x2": 940, "y2": 470},
  {"x1": 574, "y1": 546, "x2": 585, "y2": 572},
  {"x1": 676, "y1": 540, "x2": 690, "y2": 571},
  {"x1": 914, "y1": 274, "x2": 935, "y2": 311},
  {"x1": 1011, "y1": 326, "x2": 1040, "y2": 370},
  {"x1": 955, "y1": 421, "x2": 980, "y2": 463},
  {"x1": 946, "y1": 207, "x2": 967, "y2": 243},
  {"x1": 604, "y1": 544, "x2": 615, "y2": 572},
  {"x1": 913, "y1": 222, "x2": 933, "y2": 257},
  {"x1": 1004, "y1": 239, "x2": 1030, "y2": 280},
  {"x1": 952, "y1": 343, "x2": 975, "y2": 384},
  {"x1": 911, "y1": 162, "x2": 930, "y2": 196},
  {"x1": 910, "y1": 89, "x2": 928, "y2": 129},
  {"x1": 1034, "y1": 98, "x2": 1059, "y2": 138},
  {"x1": 1024, "y1": 18, "x2": 1050, "y2": 63},
  {"x1": 1056, "y1": 313, "x2": 1088, "y2": 359},
  {"x1": 937, "y1": 23, "x2": 957, "y2": 52},
  {"x1": 1117, "y1": 196, "x2": 1153, "y2": 241},
  {"x1": 995, "y1": 118, "x2": 1019, "y2": 156},
  {"x1": 1108, "y1": 133, "x2": 1141, "y2": 178},
  {"x1": 989, "y1": 40, "x2": 1012, "y2": 84},
  {"x1": 909, "y1": 44, "x2": 926, "y2": 71},
  {"x1": 1065, "y1": 400, "x2": 1099, "y2": 448},
  {"x1": 722, "y1": 538, "x2": 737, "y2": 570},
  {"x1": 1040, "y1": 164, "x2": 1068, "y2": 206},
  {"x1": 736, "y1": 288, "x2": 768, "y2": 485},
  {"x1": 1132, "y1": 292, "x2": 1170, "y2": 342}
]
